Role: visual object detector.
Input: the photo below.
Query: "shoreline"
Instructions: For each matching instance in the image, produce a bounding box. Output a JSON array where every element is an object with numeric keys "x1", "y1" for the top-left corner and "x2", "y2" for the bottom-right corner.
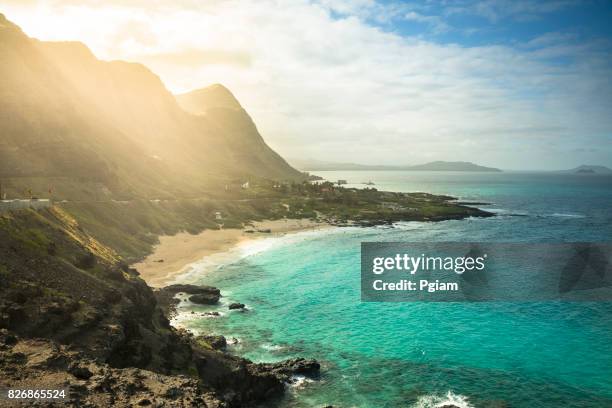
[{"x1": 132, "y1": 218, "x2": 330, "y2": 288}]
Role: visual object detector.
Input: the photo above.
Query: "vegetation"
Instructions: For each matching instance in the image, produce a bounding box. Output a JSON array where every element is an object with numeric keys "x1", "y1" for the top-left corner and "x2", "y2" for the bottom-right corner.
[{"x1": 46, "y1": 180, "x2": 491, "y2": 262}]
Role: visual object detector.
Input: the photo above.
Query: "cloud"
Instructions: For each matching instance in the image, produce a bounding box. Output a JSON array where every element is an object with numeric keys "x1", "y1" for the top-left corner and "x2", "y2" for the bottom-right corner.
[
  {"x1": 2, "y1": 0, "x2": 611, "y2": 169},
  {"x1": 139, "y1": 49, "x2": 252, "y2": 68},
  {"x1": 444, "y1": 0, "x2": 580, "y2": 23},
  {"x1": 403, "y1": 11, "x2": 450, "y2": 34}
]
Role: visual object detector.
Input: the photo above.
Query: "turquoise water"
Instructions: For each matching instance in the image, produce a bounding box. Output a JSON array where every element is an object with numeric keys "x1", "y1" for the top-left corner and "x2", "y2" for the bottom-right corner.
[{"x1": 178, "y1": 171, "x2": 612, "y2": 407}]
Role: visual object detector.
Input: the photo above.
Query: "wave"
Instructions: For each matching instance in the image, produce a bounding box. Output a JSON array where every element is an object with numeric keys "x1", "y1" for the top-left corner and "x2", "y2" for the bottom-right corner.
[
  {"x1": 174, "y1": 226, "x2": 340, "y2": 284},
  {"x1": 413, "y1": 391, "x2": 474, "y2": 408},
  {"x1": 479, "y1": 208, "x2": 585, "y2": 219},
  {"x1": 483, "y1": 208, "x2": 529, "y2": 217},
  {"x1": 288, "y1": 374, "x2": 315, "y2": 389},
  {"x1": 548, "y1": 213, "x2": 585, "y2": 218}
]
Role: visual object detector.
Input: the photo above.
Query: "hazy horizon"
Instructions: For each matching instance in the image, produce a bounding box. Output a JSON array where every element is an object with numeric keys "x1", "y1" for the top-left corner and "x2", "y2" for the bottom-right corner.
[
  {"x1": 4, "y1": 0, "x2": 611, "y2": 170},
  {"x1": 287, "y1": 158, "x2": 612, "y2": 172}
]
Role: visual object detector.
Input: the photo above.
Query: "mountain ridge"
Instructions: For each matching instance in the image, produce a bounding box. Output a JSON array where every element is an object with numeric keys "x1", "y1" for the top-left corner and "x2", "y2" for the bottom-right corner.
[
  {"x1": 562, "y1": 165, "x2": 612, "y2": 174},
  {"x1": 0, "y1": 13, "x2": 304, "y2": 200},
  {"x1": 290, "y1": 159, "x2": 502, "y2": 172}
]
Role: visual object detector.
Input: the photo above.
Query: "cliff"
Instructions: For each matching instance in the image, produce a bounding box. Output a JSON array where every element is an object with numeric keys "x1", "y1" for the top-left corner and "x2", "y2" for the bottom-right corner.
[
  {"x1": 0, "y1": 13, "x2": 304, "y2": 201},
  {"x1": 0, "y1": 208, "x2": 319, "y2": 406}
]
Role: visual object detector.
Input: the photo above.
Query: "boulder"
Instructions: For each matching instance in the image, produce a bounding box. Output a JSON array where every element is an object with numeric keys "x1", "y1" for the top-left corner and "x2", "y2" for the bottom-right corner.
[
  {"x1": 228, "y1": 303, "x2": 245, "y2": 310},
  {"x1": 257, "y1": 358, "x2": 321, "y2": 382},
  {"x1": 190, "y1": 293, "x2": 220, "y2": 305},
  {"x1": 162, "y1": 284, "x2": 220, "y2": 296},
  {"x1": 197, "y1": 335, "x2": 227, "y2": 350}
]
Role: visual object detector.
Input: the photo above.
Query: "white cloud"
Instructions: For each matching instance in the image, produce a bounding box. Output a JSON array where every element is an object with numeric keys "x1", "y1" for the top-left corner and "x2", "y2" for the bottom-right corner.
[
  {"x1": 403, "y1": 11, "x2": 450, "y2": 34},
  {"x1": 2, "y1": 0, "x2": 611, "y2": 169},
  {"x1": 444, "y1": 0, "x2": 579, "y2": 23}
]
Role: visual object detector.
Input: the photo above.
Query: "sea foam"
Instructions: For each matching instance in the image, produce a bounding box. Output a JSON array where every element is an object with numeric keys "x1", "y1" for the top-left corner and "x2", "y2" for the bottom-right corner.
[{"x1": 413, "y1": 391, "x2": 474, "y2": 408}]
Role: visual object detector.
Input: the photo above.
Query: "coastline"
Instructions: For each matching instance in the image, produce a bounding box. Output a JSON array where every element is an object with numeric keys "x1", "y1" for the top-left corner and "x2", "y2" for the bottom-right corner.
[{"x1": 132, "y1": 218, "x2": 330, "y2": 287}]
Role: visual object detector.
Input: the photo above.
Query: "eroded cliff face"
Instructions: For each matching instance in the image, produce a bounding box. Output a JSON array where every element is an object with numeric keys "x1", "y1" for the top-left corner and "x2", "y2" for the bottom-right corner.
[{"x1": 0, "y1": 208, "x2": 318, "y2": 407}]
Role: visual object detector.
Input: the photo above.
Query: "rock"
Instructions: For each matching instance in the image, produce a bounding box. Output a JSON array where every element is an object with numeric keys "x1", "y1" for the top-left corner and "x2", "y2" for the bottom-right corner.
[
  {"x1": 202, "y1": 312, "x2": 220, "y2": 317},
  {"x1": 258, "y1": 358, "x2": 321, "y2": 382},
  {"x1": 69, "y1": 364, "x2": 93, "y2": 380},
  {"x1": 197, "y1": 335, "x2": 227, "y2": 350},
  {"x1": 162, "y1": 284, "x2": 220, "y2": 296},
  {"x1": 160, "y1": 284, "x2": 221, "y2": 305},
  {"x1": 0, "y1": 329, "x2": 18, "y2": 346},
  {"x1": 228, "y1": 303, "x2": 245, "y2": 310},
  {"x1": 190, "y1": 293, "x2": 220, "y2": 305},
  {"x1": 136, "y1": 398, "x2": 152, "y2": 406}
]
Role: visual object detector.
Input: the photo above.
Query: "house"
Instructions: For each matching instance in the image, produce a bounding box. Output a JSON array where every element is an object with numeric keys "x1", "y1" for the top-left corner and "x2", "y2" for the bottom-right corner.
[{"x1": 214, "y1": 211, "x2": 222, "y2": 220}]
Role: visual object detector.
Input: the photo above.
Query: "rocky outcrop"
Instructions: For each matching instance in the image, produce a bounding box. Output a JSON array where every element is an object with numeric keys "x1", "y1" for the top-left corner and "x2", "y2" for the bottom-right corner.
[
  {"x1": 0, "y1": 209, "x2": 320, "y2": 407},
  {"x1": 197, "y1": 335, "x2": 227, "y2": 351},
  {"x1": 190, "y1": 292, "x2": 221, "y2": 305},
  {"x1": 162, "y1": 284, "x2": 221, "y2": 297},
  {"x1": 0, "y1": 331, "x2": 224, "y2": 407},
  {"x1": 259, "y1": 358, "x2": 321, "y2": 382},
  {"x1": 154, "y1": 284, "x2": 221, "y2": 317},
  {"x1": 228, "y1": 303, "x2": 245, "y2": 310}
]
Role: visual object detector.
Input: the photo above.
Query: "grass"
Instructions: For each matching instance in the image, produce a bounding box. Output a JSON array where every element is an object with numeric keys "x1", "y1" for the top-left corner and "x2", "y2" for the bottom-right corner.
[{"x1": 50, "y1": 181, "x2": 488, "y2": 263}]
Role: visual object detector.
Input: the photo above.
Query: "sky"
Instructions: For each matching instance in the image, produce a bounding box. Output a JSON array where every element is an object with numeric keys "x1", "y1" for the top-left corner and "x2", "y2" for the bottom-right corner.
[{"x1": 3, "y1": 0, "x2": 612, "y2": 170}]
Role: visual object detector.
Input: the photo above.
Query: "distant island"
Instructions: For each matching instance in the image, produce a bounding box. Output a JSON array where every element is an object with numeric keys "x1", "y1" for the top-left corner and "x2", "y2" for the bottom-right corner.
[
  {"x1": 290, "y1": 159, "x2": 502, "y2": 172},
  {"x1": 561, "y1": 165, "x2": 612, "y2": 174}
]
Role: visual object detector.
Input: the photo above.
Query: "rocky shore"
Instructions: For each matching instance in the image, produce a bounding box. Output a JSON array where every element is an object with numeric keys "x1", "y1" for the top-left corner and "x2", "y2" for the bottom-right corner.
[{"x1": 0, "y1": 208, "x2": 320, "y2": 407}]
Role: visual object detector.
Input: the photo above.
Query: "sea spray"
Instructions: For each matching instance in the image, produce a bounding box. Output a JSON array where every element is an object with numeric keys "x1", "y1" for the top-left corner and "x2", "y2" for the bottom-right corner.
[{"x1": 413, "y1": 391, "x2": 474, "y2": 408}]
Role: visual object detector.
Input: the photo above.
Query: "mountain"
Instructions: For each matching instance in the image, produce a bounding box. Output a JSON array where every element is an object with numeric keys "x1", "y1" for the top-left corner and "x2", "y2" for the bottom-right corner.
[
  {"x1": 175, "y1": 85, "x2": 298, "y2": 181},
  {"x1": 290, "y1": 159, "x2": 501, "y2": 172},
  {"x1": 406, "y1": 161, "x2": 501, "y2": 172},
  {"x1": 0, "y1": 13, "x2": 304, "y2": 200},
  {"x1": 176, "y1": 84, "x2": 243, "y2": 113},
  {"x1": 562, "y1": 165, "x2": 612, "y2": 174}
]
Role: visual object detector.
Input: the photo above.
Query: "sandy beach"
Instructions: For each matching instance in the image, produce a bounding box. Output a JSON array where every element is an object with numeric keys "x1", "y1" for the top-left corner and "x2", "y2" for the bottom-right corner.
[{"x1": 132, "y1": 219, "x2": 329, "y2": 287}]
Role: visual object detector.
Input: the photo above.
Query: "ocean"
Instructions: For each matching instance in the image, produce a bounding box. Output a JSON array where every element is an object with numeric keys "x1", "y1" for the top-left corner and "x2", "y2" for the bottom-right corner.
[{"x1": 174, "y1": 171, "x2": 612, "y2": 408}]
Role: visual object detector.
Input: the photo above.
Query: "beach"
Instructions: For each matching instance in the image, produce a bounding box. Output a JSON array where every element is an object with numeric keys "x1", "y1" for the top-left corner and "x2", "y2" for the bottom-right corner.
[{"x1": 132, "y1": 218, "x2": 329, "y2": 287}]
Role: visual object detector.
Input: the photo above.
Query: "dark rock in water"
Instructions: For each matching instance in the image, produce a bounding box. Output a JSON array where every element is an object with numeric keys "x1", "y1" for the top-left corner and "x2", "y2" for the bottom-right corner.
[
  {"x1": 163, "y1": 284, "x2": 221, "y2": 296},
  {"x1": 258, "y1": 358, "x2": 321, "y2": 382},
  {"x1": 155, "y1": 284, "x2": 221, "y2": 318},
  {"x1": 202, "y1": 311, "x2": 220, "y2": 317},
  {"x1": 228, "y1": 302, "x2": 245, "y2": 310},
  {"x1": 439, "y1": 405, "x2": 461, "y2": 408},
  {"x1": 158, "y1": 284, "x2": 221, "y2": 305},
  {"x1": 189, "y1": 292, "x2": 220, "y2": 305},
  {"x1": 197, "y1": 335, "x2": 227, "y2": 350}
]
